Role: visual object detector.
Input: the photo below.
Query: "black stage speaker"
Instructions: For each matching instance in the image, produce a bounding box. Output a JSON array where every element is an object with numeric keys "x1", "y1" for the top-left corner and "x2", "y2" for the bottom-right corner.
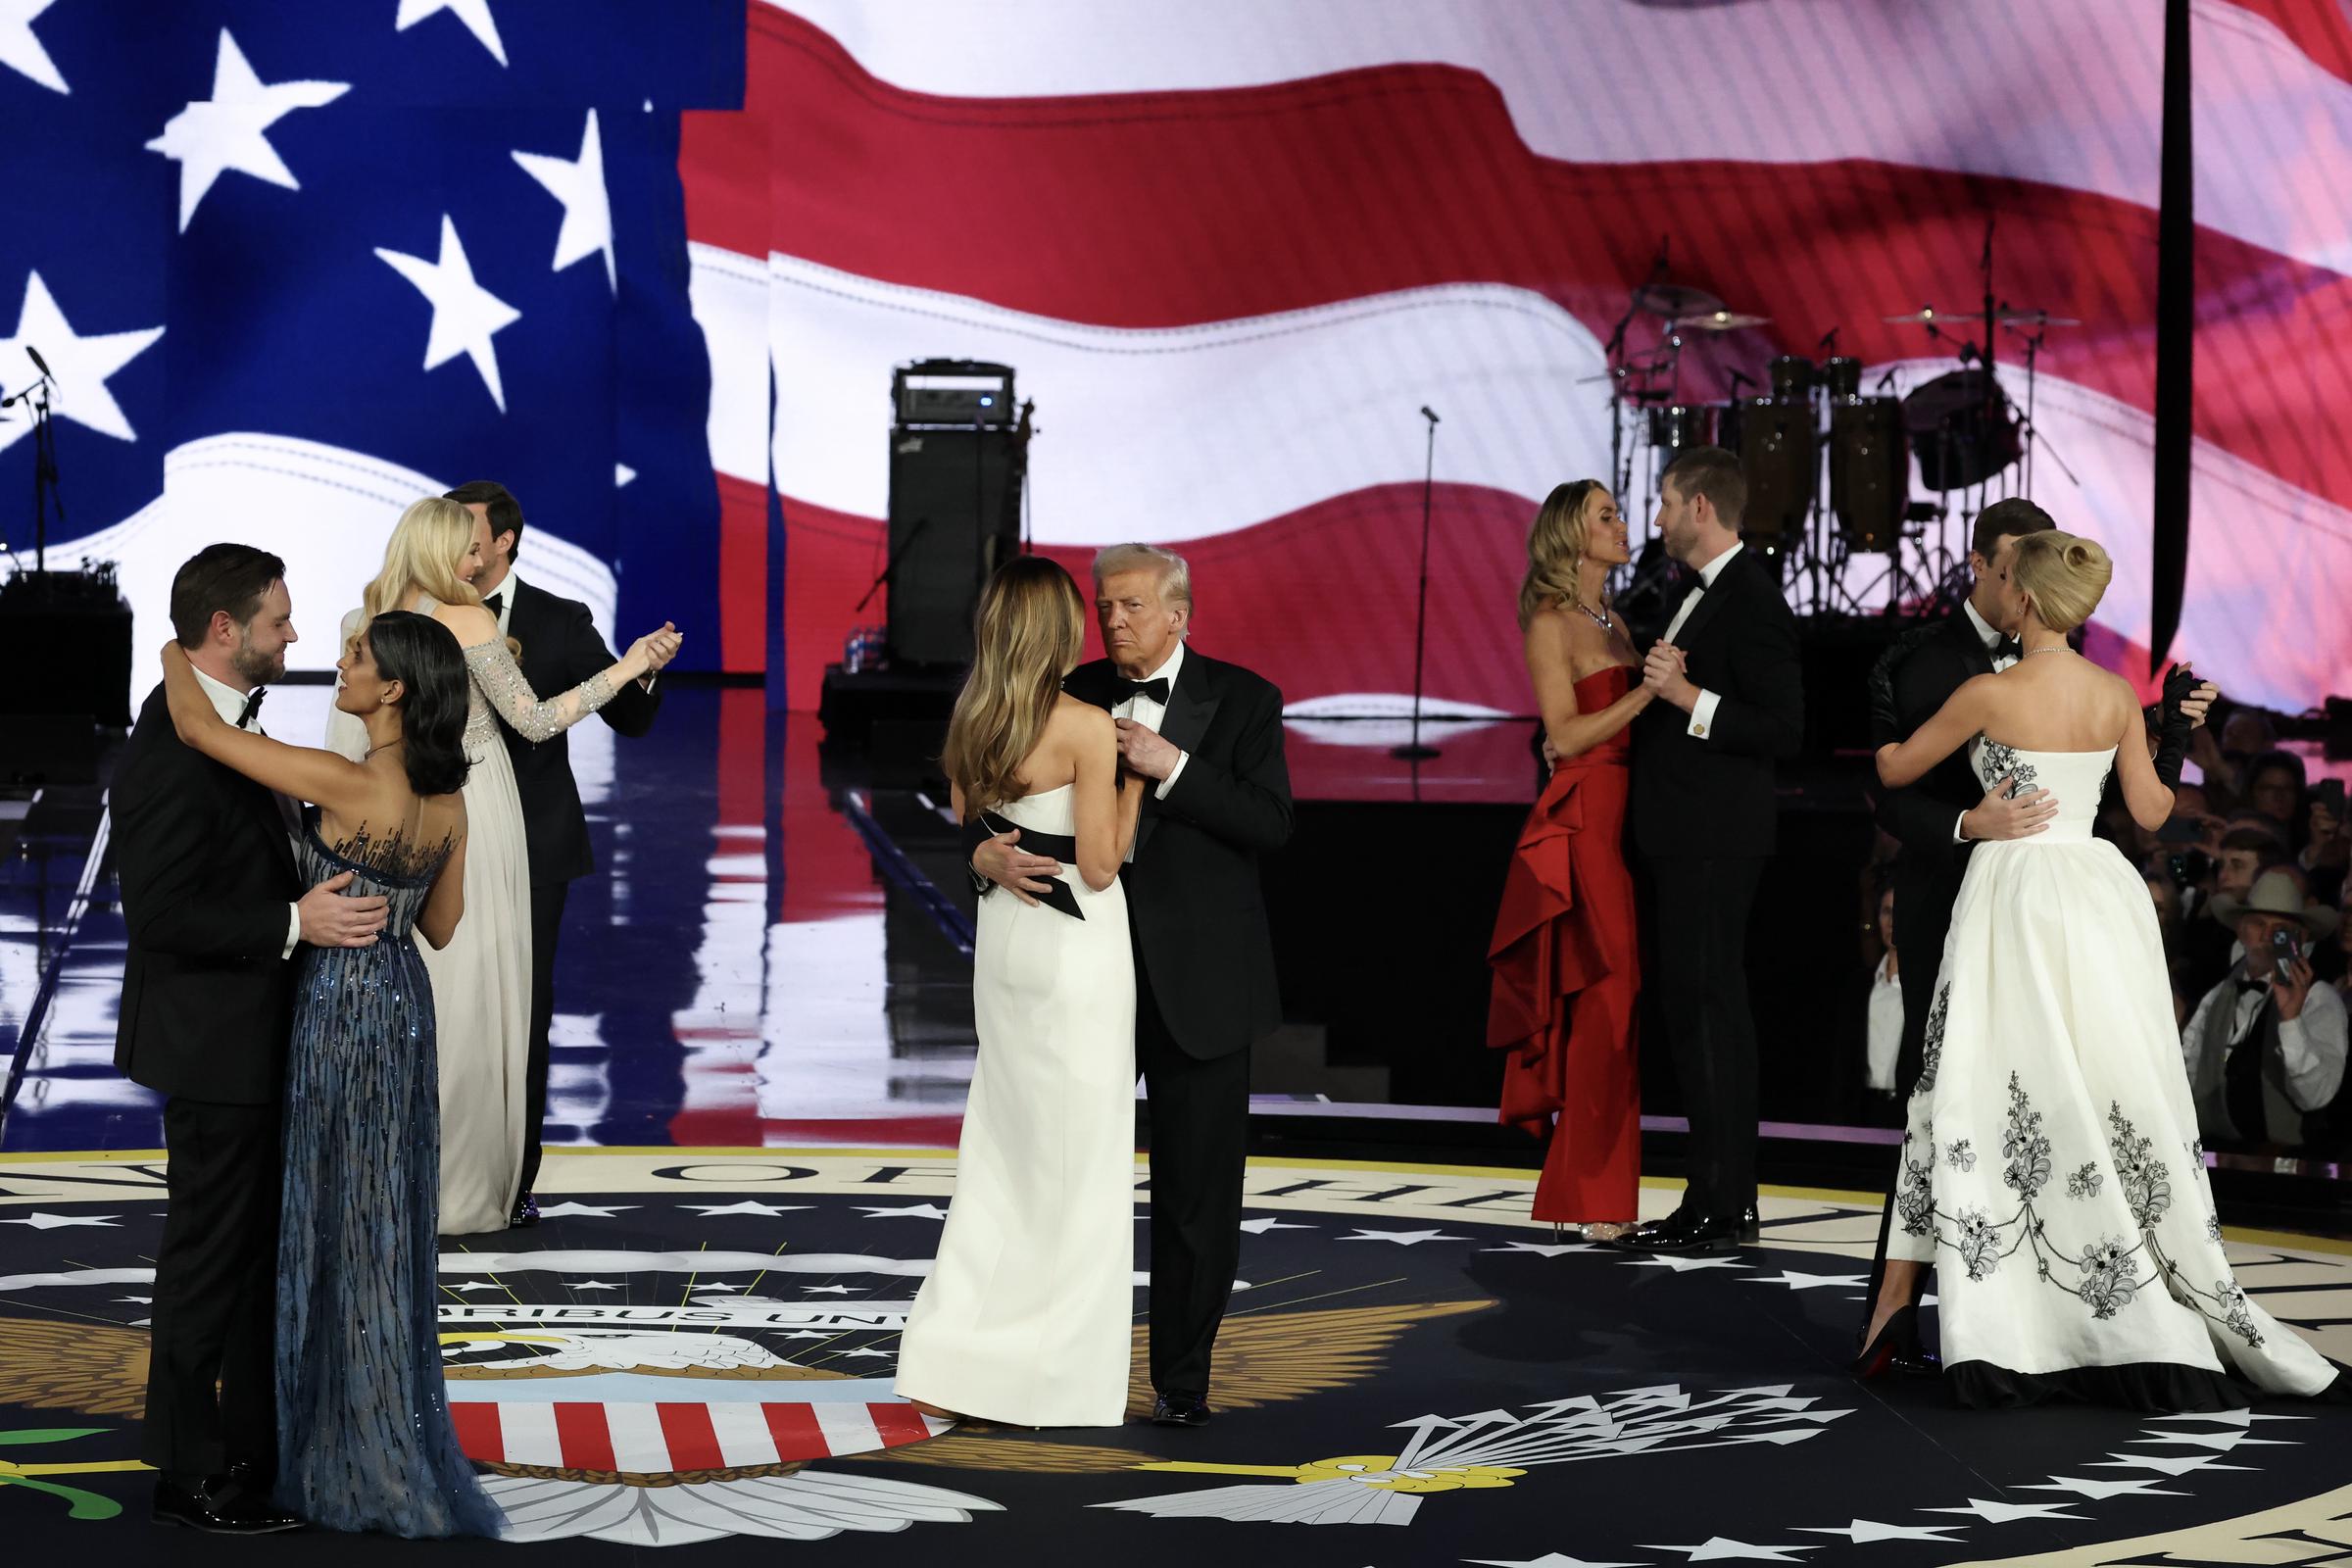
[{"x1": 886, "y1": 425, "x2": 1022, "y2": 668}]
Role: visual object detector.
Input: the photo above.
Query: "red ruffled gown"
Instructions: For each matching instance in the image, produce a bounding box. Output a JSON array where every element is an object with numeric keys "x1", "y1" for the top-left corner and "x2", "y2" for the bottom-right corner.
[{"x1": 1486, "y1": 665, "x2": 1642, "y2": 1224}]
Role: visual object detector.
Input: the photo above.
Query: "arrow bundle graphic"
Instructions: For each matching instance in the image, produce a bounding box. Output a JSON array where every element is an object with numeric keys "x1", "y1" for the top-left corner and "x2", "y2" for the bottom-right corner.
[{"x1": 1095, "y1": 1385, "x2": 1852, "y2": 1527}]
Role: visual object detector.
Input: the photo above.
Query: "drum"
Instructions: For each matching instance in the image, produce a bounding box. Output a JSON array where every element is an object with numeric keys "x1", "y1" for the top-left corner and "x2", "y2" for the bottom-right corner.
[
  {"x1": 1767, "y1": 355, "x2": 1815, "y2": 402},
  {"x1": 1902, "y1": 370, "x2": 2021, "y2": 490},
  {"x1": 1829, "y1": 396, "x2": 1907, "y2": 552},
  {"x1": 1735, "y1": 398, "x2": 1816, "y2": 541},
  {"x1": 1646, "y1": 403, "x2": 1723, "y2": 453},
  {"x1": 1821, "y1": 356, "x2": 1863, "y2": 398}
]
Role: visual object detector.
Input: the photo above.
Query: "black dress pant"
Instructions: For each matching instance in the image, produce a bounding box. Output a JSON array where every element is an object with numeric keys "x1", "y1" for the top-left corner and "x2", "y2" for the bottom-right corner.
[
  {"x1": 145, "y1": 1098, "x2": 280, "y2": 1483},
  {"x1": 516, "y1": 877, "x2": 568, "y2": 1198},
  {"x1": 1646, "y1": 856, "x2": 1766, "y2": 1219},
  {"x1": 1859, "y1": 865, "x2": 1956, "y2": 1329},
  {"x1": 1136, "y1": 959, "x2": 1250, "y2": 1398}
]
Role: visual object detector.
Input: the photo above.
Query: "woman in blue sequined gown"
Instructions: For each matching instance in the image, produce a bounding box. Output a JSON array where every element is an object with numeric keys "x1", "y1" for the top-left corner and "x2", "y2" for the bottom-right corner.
[{"x1": 161, "y1": 612, "x2": 504, "y2": 1538}]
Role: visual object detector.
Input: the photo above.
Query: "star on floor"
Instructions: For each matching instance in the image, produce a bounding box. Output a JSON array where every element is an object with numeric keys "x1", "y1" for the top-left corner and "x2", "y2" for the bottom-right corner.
[
  {"x1": 2022, "y1": 1475, "x2": 2184, "y2": 1501},
  {"x1": 691, "y1": 1284, "x2": 743, "y2": 1295},
  {"x1": 837, "y1": 1348, "x2": 893, "y2": 1359},
  {"x1": 780, "y1": 1330, "x2": 832, "y2": 1340},
  {"x1": 0, "y1": 1211, "x2": 121, "y2": 1230},
  {"x1": 2090, "y1": 1451, "x2": 2251, "y2": 1477},
  {"x1": 1923, "y1": 1497, "x2": 2087, "y2": 1525},
  {"x1": 801, "y1": 1285, "x2": 856, "y2": 1296},
  {"x1": 0, "y1": 0, "x2": 66, "y2": 93},
  {"x1": 1641, "y1": 1539, "x2": 1816, "y2": 1563},
  {"x1": 1794, "y1": 1520, "x2": 1961, "y2": 1544},
  {"x1": 675, "y1": 1200, "x2": 812, "y2": 1219},
  {"x1": 1337, "y1": 1228, "x2": 1466, "y2": 1246},
  {"x1": 533, "y1": 1201, "x2": 638, "y2": 1219},
  {"x1": 1738, "y1": 1270, "x2": 1868, "y2": 1292},
  {"x1": 564, "y1": 1281, "x2": 622, "y2": 1291},
  {"x1": 374, "y1": 215, "x2": 521, "y2": 411},
  {"x1": 1482, "y1": 1241, "x2": 1597, "y2": 1257},
  {"x1": 114, "y1": 1297, "x2": 153, "y2": 1305},
  {"x1": 2147, "y1": 1408, "x2": 2306, "y2": 1427},
  {"x1": 1467, "y1": 1554, "x2": 1644, "y2": 1568},
  {"x1": 396, "y1": 0, "x2": 506, "y2": 65},
  {"x1": 1618, "y1": 1254, "x2": 1749, "y2": 1272},
  {"x1": 855, "y1": 1204, "x2": 949, "y2": 1221},
  {"x1": 1238, "y1": 1216, "x2": 1313, "y2": 1235},
  {"x1": 448, "y1": 1282, "x2": 510, "y2": 1294},
  {"x1": 146, "y1": 29, "x2": 349, "y2": 230},
  {"x1": 513, "y1": 109, "x2": 614, "y2": 292},
  {"x1": 2134, "y1": 1428, "x2": 2291, "y2": 1452},
  {"x1": 0, "y1": 271, "x2": 165, "y2": 451}
]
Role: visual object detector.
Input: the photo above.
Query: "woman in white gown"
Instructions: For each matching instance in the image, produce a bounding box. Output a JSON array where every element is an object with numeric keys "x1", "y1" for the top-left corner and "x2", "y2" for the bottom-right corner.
[
  {"x1": 331, "y1": 497, "x2": 680, "y2": 1235},
  {"x1": 1864, "y1": 530, "x2": 2345, "y2": 1410},
  {"x1": 896, "y1": 557, "x2": 1146, "y2": 1427}
]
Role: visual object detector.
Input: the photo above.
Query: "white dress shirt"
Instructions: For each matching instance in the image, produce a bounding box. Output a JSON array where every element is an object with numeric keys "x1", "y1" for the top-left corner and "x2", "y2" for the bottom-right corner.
[
  {"x1": 1950, "y1": 599, "x2": 2022, "y2": 843},
  {"x1": 1662, "y1": 541, "x2": 1741, "y2": 740},
  {"x1": 1112, "y1": 641, "x2": 1190, "y2": 860},
  {"x1": 2181, "y1": 973, "x2": 2348, "y2": 1113},
  {"x1": 483, "y1": 569, "x2": 518, "y2": 637},
  {"x1": 191, "y1": 662, "x2": 304, "y2": 958},
  {"x1": 1865, "y1": 954, "x2": 1904, "y2": 1093}
]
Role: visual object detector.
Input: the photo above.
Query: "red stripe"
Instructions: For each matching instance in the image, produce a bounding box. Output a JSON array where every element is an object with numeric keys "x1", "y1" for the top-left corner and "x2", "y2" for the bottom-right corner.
[
  {"x1": 760, "y1": 1400, "x2": 828, "y2": 1460},
  {"x1": 448, "y1": 1402, "x2": 501, "y2": 1464},
  {"x1": 683, "y1": 7, "x2": 2352, "y2": 522},
  {"x1": 656, "y1": 1403, "x2": 726, "y2": 1471},
  {"x1": 867, "y1": 1401, "x2": 934, "y2": 1446},
  {"x1": 715, "y1": 471, "x2": 768, "y2": 674},
  {"x1": 2227, "y1": 0, "x2": 2352, "y2": 85},
  {"x1": 552, "y1": 1402, "x2": 617, "y2": 1474}
]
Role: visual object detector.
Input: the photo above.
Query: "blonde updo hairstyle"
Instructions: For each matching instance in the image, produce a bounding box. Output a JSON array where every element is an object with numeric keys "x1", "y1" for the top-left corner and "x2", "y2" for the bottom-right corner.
[
  {"x1": 2009, "y1": 529, "x2": 2112, "y2": 634},
  {"x1": 1518, "y1": 479, "x2": 1607, "y2": 631}
]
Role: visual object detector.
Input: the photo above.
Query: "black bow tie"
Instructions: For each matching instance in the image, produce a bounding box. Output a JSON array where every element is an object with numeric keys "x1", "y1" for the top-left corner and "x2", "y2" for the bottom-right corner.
[
  {"x1": 1114, "y1": 676, "x2": 1170, "y2": 706},
  {"x1": 1992, "y1": 636, "x2": 2022, "y2": 662},
  {"x1": 2236, "y1": 977, "x2": 2273, "y2": 999},
  {"x1": 236, "y1": 687, "x2": 267, "y2": 729},
  {"x1": 483, "y1": 591, "x2": 505, "y2": 615}
]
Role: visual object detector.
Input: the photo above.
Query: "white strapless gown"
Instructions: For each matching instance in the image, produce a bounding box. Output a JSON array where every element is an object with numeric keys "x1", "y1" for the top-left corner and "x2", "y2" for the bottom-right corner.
[
  {"x1": 1889, "y1": 745, "x2": 2343, "y2": 1405},
  {"x1": 895, "y1": 785, "x2": 1138, "y2": 1426}
]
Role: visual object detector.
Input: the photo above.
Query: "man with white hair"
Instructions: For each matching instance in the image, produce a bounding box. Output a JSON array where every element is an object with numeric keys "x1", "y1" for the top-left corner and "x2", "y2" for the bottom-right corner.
[{"x1": 968, "y1": 542, "x2": 1293, "y2": 1428}]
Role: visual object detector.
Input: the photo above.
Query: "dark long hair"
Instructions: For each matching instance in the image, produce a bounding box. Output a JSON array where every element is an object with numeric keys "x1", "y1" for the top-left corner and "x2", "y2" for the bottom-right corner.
[{"x1": 365, "y1": 611, "x2": 471, "y2": 798}]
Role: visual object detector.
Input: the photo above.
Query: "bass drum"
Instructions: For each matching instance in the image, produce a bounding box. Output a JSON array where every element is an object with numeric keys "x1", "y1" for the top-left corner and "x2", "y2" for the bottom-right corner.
[
  {"x1": 1902, "y1": 370, "x2": 2020, "y2": 490},
  {"x1": 1767, "y1": 355, "x2": 1815, "y2": 402},
  {"x1": 1820, "y1": 356, "x2": 1863, "y2": 399},
  {"x1": 1735, "y1": 397, "x2": 1816, "y2": 542},
  {"x1": 1829, "y1": 396, "x2": 1907, "y2": 552},
  {"x1": 1646, "y1": 403, "x2": 1721, "y2": 454}
]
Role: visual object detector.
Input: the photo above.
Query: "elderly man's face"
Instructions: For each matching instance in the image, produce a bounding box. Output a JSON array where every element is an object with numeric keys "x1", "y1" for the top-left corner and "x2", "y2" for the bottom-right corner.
[{"x1": 1097, "y1": 567, "x2": 1186, "y2": 676}]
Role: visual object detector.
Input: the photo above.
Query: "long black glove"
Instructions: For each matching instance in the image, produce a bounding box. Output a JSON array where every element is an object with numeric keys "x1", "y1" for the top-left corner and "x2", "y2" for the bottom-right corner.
[{"x1": 2150, "y1": 662, "x2": 2199, "y2": 789}]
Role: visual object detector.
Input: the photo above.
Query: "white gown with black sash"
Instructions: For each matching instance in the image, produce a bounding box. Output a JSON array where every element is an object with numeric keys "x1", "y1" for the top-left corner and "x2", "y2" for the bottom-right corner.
[{"x1": 895, "y1": 784, "x2": 1139, "y2": 1425}]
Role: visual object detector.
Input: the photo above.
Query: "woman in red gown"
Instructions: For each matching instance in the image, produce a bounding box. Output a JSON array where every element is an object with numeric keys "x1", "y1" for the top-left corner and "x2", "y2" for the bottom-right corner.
[{"x1": 1488, "y1": 481, "x2": 1653, "y2": 1236}]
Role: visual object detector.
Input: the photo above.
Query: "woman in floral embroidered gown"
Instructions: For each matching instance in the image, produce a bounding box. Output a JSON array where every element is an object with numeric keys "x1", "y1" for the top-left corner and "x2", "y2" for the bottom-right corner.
[
  {"x1": 331, "y1": 498, "x2": 681, "y2": 1234},
  {"x1": 1865, "y1": 531, "x2": 2345, "y2": 1410}
]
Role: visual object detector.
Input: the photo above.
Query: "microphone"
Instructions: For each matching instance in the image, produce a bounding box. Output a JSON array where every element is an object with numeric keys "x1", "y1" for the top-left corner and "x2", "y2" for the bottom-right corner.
[
  {"x1": 1419, "y1": 405, "x2": 1441, "y2": 426},
  {"x1": 1727, "y1": 369, "x2": 1755, "y2": 396},
  {"x1": 1875, "y1": 368, "x2": 1898, "y2": 394},
  {"x1": 24, "y1": 345, "x2": 53, "y2": 382}
]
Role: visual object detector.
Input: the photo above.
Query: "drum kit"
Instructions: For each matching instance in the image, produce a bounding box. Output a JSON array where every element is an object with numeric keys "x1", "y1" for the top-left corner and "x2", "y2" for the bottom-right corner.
[{"x1": 1594, "y1": 256, "x2": 2074, "y2": 615}]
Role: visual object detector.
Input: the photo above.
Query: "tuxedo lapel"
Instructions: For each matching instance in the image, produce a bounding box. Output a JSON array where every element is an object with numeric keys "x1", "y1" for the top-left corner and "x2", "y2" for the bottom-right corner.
[
  {"x1": 1946, "y1": 612, "x2": 1996, "y2": 679},
  {"x1": 1669, "y1": 557, "x2": 1741, "y2": 652},
  {"x1": 1154, "y1": 652, "x2": 1219, "y2": 759},
  {"x1": 233, "y1": 765, "x2": 300, "y2": 883}
]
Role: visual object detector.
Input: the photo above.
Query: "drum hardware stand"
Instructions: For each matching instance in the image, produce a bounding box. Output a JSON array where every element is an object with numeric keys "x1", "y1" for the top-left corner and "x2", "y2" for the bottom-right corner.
[
  {"x1": 1392, "y1": 405, "x2": 1445, "y2": 763},
  {"x1": 2002, "y1": 317, "x2": 2082, "y2": 495}
]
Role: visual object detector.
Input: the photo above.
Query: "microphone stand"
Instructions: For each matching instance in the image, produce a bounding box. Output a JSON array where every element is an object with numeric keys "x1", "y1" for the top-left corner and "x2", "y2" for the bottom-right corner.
[{"x1": 1391, "y1": 406, "x2": 1444, "y2": 761}]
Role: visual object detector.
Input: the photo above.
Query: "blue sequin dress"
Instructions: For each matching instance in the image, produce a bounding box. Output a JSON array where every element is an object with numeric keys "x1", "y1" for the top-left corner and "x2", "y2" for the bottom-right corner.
[{"x1": 274, "y1": 808, "x2": 504, "y2": 1537}]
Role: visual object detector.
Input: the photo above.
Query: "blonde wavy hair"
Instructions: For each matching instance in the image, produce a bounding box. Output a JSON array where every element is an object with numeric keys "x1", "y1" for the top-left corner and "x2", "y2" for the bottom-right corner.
[
  {"x1": 353, "y1": 496, "x2": 487, "y2": 654},
  {"x1": 2010, "y1": 528, "x2": 2113, "y2": 634},
  {"x1": 942, "y1": 557, "x2": 1087, "y2": 816},
  {"x1": 1518, "y1": 480, "x2": 1607, "y2": 631}
]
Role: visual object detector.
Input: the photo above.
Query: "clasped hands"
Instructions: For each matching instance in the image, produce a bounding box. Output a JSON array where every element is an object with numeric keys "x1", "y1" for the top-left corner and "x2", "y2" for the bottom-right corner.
[{"x1": 1642, "y1": 642, "x2": 1698, "y2": 712}]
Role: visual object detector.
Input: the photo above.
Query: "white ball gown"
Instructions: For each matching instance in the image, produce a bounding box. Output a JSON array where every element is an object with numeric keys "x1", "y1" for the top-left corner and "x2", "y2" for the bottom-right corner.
[
  {"x1": 895, "y1": 784, "x2": 1138, "y2": 1426},
  {"x1": 1887, "y1": 743, "x2": 2346, "y2": 1408}
]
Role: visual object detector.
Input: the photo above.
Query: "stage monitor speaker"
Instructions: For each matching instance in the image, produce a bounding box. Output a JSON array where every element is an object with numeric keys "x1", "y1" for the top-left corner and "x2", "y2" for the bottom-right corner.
[{"x1": 886, "y1": 425, "x2": 1022, "y2": 668}]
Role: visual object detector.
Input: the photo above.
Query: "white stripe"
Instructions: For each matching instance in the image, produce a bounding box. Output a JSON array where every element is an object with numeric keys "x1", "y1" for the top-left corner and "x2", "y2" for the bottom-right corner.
[
  {"x1": 706, "y1": 1401, "x2": 784, "y2": 1467},
  {"x1": 494, "y1": 1401, "x2": 564, "y2": 1467},
  {"x1": 767, "y1": 0, "x2": 2352, "y2": 277},
  {"x1": 756, "y1": 251, "x2": 1613, "y2": 541},
  {"x1": 689, "y1": 243, "x2": 771, "y2": 486},
  {"x1": 601, "y1": 1402, "x2": 671, "y2": 1471},
  {"x1": 811, "y1": 1401, "x2": 881, "y2": 1455}
]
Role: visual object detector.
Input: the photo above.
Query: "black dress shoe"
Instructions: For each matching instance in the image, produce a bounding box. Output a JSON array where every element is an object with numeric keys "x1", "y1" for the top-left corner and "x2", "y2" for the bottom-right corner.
[
  {"x1": 1620, "y1": 1208, "x2": 1751, "y2": 1253},
  {"x1": 152, "y1": 1476, "x2": 302, "y2": 1534},
  {"x1": 1151, "y1": 1391, "x2": 1213, "y2": 1427}
]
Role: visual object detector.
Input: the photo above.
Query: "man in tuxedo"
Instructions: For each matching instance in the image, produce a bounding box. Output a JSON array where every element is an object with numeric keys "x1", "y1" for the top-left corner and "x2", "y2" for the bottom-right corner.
[
  {"x1": 1622, "y1": 447, "x2": 1804, "y2": 1253},
  {"x1": 114, "y1": 545, "x2": 386, "y2": 1532},
  {"x1": 968, "y1": 544, "x2": 1292, "y2": 1427},
  {"x1": 446, "y1": 481, "x2": 667, "y2": 1226}
]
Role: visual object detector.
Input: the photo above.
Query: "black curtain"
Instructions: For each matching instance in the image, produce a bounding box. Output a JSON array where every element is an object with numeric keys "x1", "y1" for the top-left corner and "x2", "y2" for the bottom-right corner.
[{"x1": 2149, "y1": 0, "x2": 2193, "y2": 672}]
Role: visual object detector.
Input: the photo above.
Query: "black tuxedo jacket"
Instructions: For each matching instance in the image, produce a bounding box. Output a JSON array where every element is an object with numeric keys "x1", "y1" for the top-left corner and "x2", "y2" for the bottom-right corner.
[
  {"x1": 1872, "y1": 611, "x2": 1997, "y2": 876},
  {"x1": 498, "y1": 577, "x2": 664, "y2": 886},
  {"x1": 112, "y1": 685, "x2": 302, "y2": 1105},
  {"x1": 1629, "y1": 549, "x2": 1804, "y2": 859},
  {"x1": 968, "y1": 648, "x2": 1294, "y2": 1060}
]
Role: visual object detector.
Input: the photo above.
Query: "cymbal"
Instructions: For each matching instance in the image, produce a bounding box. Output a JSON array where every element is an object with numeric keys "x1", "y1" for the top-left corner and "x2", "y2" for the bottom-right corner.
[
  {"x1": 1671, "y1": 310, "x2": 1770, "y2": 331},
  {"x1": 1633, "y1": 282, "x2": 1723, "y2": 319},
  {"x1": 1884, "y1": 305, "x2": 2080, "y2": 326},
  {"x1": 1995, "y1": 308, "x2": 2080, "y2": 326}
]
